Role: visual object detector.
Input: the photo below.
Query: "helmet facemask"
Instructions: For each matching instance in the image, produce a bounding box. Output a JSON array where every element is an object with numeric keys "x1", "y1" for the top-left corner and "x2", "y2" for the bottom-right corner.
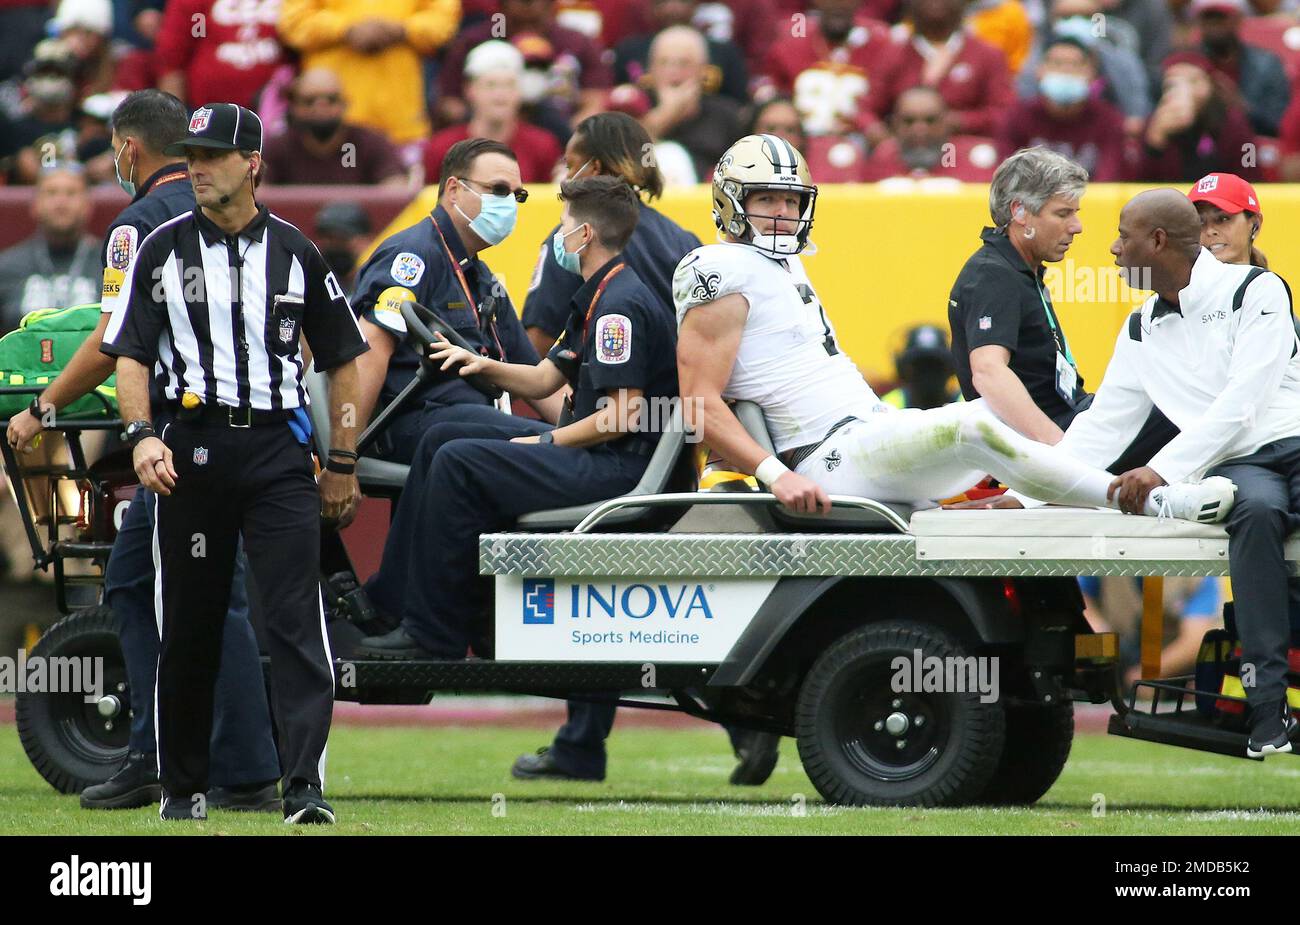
[
  {"x1": 715, "y1": 181, "x2": 818, "y2": 256},
  {"x1": 712, "y1": 134, "x2": 818, "y2": 257}
]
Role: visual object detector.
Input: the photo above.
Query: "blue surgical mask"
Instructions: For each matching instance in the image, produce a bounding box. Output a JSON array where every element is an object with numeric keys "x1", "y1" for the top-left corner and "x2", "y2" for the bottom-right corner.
[
  {"x1": 1039, "y1": 72, "x2": 1091, "y2": 106},
  {"x1": 552, "y1": 223, "x2": 589, "y2": 274},
  {"x1": 114, "y1": 139, "x2": 136, "y2": 197},
  {"x1": 454, "y1": 179, "x2": 518, "y2": 246}
]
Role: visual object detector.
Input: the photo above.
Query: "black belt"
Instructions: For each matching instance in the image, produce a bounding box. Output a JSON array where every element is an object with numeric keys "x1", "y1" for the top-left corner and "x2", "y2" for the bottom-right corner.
[
  {"x1": 613, "y1": 435, "x2": 658, "y2": 459},
  {"x1": 170, "y1": 401, "x2": 296, "y2": 428},
  {"x1": 781, "y1": 416, "x2": 858, "y2": 470}
]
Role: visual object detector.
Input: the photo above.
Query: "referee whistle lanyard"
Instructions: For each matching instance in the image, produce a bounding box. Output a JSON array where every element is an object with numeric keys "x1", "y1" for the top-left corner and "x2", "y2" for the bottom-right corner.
[
  {"x1": 1037, "y1": 280, "x2": 1076, "y2": 368},
  {"x1": 433, "y1": 218, "x2": 506, "y2": 360}
]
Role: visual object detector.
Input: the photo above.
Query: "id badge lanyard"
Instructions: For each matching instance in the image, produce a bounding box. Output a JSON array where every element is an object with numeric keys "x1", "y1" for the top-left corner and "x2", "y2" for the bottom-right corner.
[
  {"x1": 1038, "y1": 281, "x2": 1079, "y2": 402},
  {"x1": 432, "y1": 220, "x2": 507, "y2": 360}
]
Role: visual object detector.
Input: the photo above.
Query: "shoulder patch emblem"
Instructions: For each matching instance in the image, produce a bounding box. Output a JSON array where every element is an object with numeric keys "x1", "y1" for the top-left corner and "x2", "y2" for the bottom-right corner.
[
  {"x1": 978, "y1": 315, "x2": 992, "y2": 331},
  {"x1": 107, "y1": 225, "x2": 137, "y2": 270},
  {"x1": 596, "y1": 313, "x2": 632, "y2": 365},
  {"x1": 690, "y1": 267, "x2": 721, "y2": 303},
  {"x1": 390, "y1": 252, "x2": 425, "y2": 286}
]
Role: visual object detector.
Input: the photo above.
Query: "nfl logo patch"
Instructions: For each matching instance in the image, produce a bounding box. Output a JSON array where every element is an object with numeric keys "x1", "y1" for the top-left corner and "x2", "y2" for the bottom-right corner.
[
  {"x1": 978, "y1": 315, "x2": 992, "y2": 331},
  {"x1": 189, "y1": 107, "x2": 212, "y2": 134},
  {"x1": 1196, "y1": 175, "x2": 1218, "y2": 194},
  {"x1": 596, "y1": 314, "x2": 631, "y2": 365},
  {"x1": 193, "y1": 446, "x2": 209, "y2": 465},
  {"x1": 279, "y1": 317, "x2": 295, "y2": 344}
]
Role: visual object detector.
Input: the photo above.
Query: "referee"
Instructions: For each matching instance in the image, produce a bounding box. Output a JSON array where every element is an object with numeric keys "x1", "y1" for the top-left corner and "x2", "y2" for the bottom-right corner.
[{"x1": 102, "y1": 103, "x2": 369, "y2": 824}]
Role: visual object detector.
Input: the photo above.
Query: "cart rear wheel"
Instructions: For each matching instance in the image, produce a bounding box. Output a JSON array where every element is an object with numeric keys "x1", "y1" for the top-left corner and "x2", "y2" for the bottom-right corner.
[
  {"x1": 795, "y1": 621, "x2": 1005, "y2": 807},
  {"x1": 16, "y1": 605, "x2": 130, "y2": 794},
  {"x1": 978, "y1": 701, "x2": 1074, "y2": 805}
]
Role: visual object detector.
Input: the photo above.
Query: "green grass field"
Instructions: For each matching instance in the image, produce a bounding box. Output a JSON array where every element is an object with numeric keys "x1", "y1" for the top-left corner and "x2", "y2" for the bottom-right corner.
[{"x1": 3, "y1": 724, "x2": 1300, "y2": 835}]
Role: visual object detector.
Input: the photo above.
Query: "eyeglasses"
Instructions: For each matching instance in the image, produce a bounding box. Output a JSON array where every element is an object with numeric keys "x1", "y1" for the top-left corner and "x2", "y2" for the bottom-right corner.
[{"x1": 459, "y1": 176, "x2": 529, "y2": 203}]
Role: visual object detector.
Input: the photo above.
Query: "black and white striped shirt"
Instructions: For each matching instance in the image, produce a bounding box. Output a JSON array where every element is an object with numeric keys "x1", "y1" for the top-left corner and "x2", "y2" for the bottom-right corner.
[{"x1": 102, "y1": 204, "x2": 368, "y2": 410}]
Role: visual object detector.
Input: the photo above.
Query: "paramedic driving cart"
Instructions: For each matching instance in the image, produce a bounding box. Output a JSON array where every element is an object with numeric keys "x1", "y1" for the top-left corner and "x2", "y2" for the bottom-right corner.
[{"x1": 100, "y1": 103, "x2": 370, "y2": 823}]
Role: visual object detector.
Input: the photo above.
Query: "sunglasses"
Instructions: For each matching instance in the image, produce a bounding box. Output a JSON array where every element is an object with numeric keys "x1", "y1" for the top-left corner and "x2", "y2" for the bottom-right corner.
[{"x1": 459, "y1": 177, "x2": 529, "y2": 203}]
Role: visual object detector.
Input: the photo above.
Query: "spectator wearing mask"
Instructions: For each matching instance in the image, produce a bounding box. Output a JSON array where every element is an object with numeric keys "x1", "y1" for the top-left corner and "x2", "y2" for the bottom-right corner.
[
  {"x1": 313, "y1": 201, "x2": 373, "y2": 296},
  {"x1": 762, "y1": 0, "x2": 896, "y2": 141},
  {"x1": 997, "y1": 35, "x2": 1129, "y2": 180},
  {"x1": 1016, "y1": 1, "x2": 1151, "y2": 134},
  {"x1": 437, "y1": 0, "x2": 612, "y2": 135},
  {"x1": 1137, "y1": 52, "x2": 1259, "y2": 182},
  {"x1": 423, "y1": 41, "x2": 563, "y2": 184},
  {"x1": 865, "y1": 0, "x2": 1016, "y2": 139},
  {"x1": 279, "y1": 0, "x2": 461, "y2": 147},
  {"x1": 0, "y1": 163, "x2": 99, "y2": 334},
  {"x1": 615, "y1": 0, "x2": 749, "y2": 104},
  {"x1": 616, "y1": 25, "x2": 742, "y2": 182},
  {"x1": 1190, "y1": 0, "x2": 1290, "y2": 137},
  {"x1": 262, "y1": 67, "x2": 408, "y2": 185},
  {"x1": 0, "y1": 40, "x2": 81, "y2": 184},
  {"x1": 863, "y1": 86, "x2": 999, "y2": 181},
  {"x1": 154, "y1": 0, "x2": 291, "y2": 110}
]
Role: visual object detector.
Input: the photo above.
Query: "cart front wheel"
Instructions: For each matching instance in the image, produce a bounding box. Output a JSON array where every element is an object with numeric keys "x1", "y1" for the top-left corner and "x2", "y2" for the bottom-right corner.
[{"x1": 16, "y1": 605, "x2": 130, "y2": 794}]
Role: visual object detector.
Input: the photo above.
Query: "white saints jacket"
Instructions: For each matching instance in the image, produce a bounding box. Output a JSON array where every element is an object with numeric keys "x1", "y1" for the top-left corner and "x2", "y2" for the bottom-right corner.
[{"x1": 1058, "y1": 247, "x2": 1300, "y2": 484}]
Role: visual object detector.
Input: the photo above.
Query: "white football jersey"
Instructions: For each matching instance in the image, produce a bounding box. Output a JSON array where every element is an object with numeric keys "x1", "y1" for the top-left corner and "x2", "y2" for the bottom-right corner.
[{"x1": 673, "y1": 242, "x2": 883, "y2": 452}]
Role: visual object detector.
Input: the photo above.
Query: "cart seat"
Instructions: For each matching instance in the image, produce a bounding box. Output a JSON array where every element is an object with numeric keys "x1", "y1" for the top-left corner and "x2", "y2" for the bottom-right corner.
[
  {"x1": 514, "y1": 402, "x2": 690, "y2": 531},
  {"x1": 731, "y1": 400, "x2": 912, "y2": 533},
  {"x1": 304, "y1": 364, "x2": 409, "y2": 495}
]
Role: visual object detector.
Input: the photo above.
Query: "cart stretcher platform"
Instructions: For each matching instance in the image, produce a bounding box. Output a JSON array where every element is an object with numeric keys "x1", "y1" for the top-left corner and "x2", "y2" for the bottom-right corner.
[{"x1": 481, "y1": 506, "x2": 1300, "y2": 578}]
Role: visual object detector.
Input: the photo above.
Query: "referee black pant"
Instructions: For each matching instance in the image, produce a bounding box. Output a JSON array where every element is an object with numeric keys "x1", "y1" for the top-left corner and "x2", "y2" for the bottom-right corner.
[{"x1": 153, "y1": 418, "x2": 332, "y2": 799}]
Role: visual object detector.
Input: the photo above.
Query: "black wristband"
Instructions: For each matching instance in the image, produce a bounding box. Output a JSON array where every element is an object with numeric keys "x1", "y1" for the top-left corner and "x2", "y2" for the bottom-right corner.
[
  {"x1": 28, "y1": 396, "x2": 43, "y2": 418},
  {"x1": 328, "y1": 448, "x2": 358, "y2": 460},
  {"x1": 324, "y1": 457, "x2": 356, "y2": 475}
]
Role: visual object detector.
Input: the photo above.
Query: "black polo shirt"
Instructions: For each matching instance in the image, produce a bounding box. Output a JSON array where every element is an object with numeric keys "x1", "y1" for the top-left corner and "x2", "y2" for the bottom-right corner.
[
  {"x1": 351, "y1": 204, "x2": 537, "y2": 411},
  {"x1": 547, "y1": 256, "x2": 678, "y2": 446},
  {"x1": 948, "y1": 226, "x2": 1086, "y2": 429},
  {"x1": 99, "y1": 163, "x2": 195, "y2": 314},
  {"x1": 522, "y1": 201, "x2": 700, "y2": 339}
]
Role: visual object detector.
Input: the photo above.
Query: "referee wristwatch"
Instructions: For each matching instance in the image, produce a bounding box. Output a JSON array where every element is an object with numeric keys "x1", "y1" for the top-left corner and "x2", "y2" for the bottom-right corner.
[{"x1": 124, "y1": 420, "x2": 156, "y2": 448}]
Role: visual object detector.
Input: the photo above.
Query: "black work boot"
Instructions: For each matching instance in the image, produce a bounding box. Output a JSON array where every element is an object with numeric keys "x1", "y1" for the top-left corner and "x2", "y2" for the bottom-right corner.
[{"x1": 80, "y1": 750, "x2": 161, "y2": 810}]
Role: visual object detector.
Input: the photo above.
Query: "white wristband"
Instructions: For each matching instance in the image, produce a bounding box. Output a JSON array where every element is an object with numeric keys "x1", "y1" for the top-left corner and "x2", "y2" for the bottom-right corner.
[{"x1": 755, "y1": 455, "x2": 789, "y2": 488}]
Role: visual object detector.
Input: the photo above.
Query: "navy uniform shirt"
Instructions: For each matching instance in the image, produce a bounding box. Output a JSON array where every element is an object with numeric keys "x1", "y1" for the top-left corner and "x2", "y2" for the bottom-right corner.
[
  {"x1": 948, "y1": 226, "x2": 1086, "y2": 429},
  {"x1": 352, "y1": 204, "x2": 538, "y2": 410},
  {"x1": 522, "y1": 201, "x2": 700, "y2": 338},
  {"x1": 547, "y1": 257, "x2": 678, "y2": 447},
  {"x1": 100, "y1": 163, "x2": 195, "y2": 316}
]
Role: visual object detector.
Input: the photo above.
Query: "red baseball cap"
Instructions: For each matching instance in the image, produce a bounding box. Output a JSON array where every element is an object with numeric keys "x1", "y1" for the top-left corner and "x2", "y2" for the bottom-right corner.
[{"x1": 1187, "y1": 172, "x2": 1262, "y2": 214}]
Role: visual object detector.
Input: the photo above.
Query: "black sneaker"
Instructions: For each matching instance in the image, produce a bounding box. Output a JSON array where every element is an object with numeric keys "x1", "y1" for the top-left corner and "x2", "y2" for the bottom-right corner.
[
  {"x1": 80, "y1": 751, "x2": 161, "y2": 810},
  {"x1": 159, "y1": 793, "x2": 207, "y2": 821},
  {"x1": 283, "y1": 780, "x2": 335, "y2": 824},
  {"x1": 208, "y1": 780, "x2": 280, "y2": 813},
  {"x1": 1246, "y1": 700, "x2": 1297, "y2": 759},
  {"x1": 510, "y1": 748, "x2": 604, "y2": 781},
  {"x1": 729, "y1": 730, "x2": 780, "y2": 786}
]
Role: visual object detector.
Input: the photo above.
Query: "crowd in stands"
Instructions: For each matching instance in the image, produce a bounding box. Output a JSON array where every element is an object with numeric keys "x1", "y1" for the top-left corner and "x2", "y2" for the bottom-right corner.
[{"x1": 1, "y1": 0, "x2": 1300, "y2": 191}]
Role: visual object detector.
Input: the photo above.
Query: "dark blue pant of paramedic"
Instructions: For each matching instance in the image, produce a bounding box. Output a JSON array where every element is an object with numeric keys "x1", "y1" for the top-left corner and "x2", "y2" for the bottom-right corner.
[
  {"x1": 1207, "y1": 437, "x2": 1300, "y2": 713},
  {"x1": 372, "y1": 399, "x2": 513, "y2": 467},
  {"x1": 104, "y1": 486, "x2": 280, "y2": 786},
  {"x1": 372, "y1": 416, "x2": 648, "y2": 657}
]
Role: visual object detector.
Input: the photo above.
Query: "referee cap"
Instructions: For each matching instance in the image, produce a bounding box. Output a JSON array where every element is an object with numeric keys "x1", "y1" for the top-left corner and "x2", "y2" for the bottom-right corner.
[{"x1": 164, "y1": 103, "x2": 263, "y2": 156}]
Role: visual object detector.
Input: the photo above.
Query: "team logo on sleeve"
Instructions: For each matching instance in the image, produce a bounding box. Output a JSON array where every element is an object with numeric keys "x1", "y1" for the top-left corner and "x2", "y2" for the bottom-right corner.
[
  {"x1": 108, "y1": 226, "x2": 137, "y2": 270},
  {"x1": 690, "y1": 268, "x2": 720, "y2": 303},
  {"x1": 390, "y1": 252, "x2": 425, "y2": 286},
  {"x1": 596, "y1": 313, "x2": 632, "y2": 364},
  {"x1": 189, "y1": 107, "x2": 212, "y2": 133},
  {"x1": 978, "y1": 316, "x2": 992, "y2": 331}
]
